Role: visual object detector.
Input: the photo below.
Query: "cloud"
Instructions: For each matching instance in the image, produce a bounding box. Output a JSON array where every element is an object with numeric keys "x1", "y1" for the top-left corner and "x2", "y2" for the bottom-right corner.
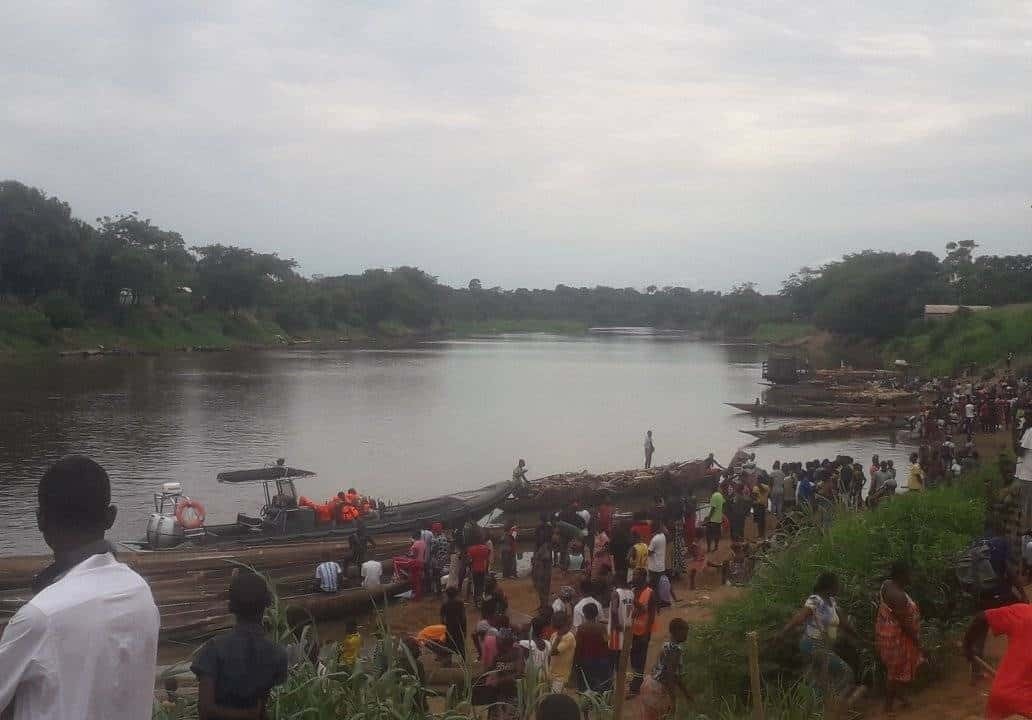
[{"x1": 1, "y1": 1, "x2": 1029, "y2": 292}]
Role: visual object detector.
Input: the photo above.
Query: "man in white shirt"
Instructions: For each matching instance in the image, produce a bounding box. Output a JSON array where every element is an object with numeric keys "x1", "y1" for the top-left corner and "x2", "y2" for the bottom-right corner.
[
  {"x1": 572, "y1": 595, "x2": 602, "y2": 629},
  {"x1": 572, "y1": 579, "x2": 606, "y2": 629},
  {"x1": 361, "y1": 559, "x2": 384, "y2": 589},
  {"x1": 647, "y1": 529, "x2": 667, "y2": 586},
  {"x1": 315, "y1": 561, "x2": 342, "y2": 593},
  {"x1": 0, "y1": 455, "x2": 160, "y2": 720},
  {"x1": 1017, "y1": 425, "x2": 1032, "y2": 483}
]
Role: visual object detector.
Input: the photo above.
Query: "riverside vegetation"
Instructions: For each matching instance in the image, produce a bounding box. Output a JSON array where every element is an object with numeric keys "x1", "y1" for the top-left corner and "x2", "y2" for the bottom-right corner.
[{"x1": 2, "y1": 180, "x2": 1031, "y2": 356}]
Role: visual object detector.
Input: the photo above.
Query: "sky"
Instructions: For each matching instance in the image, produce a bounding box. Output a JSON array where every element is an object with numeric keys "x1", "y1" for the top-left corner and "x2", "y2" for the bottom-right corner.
[{"x1": 2, "y1": 2, "x2": 1030, "y2": 292}]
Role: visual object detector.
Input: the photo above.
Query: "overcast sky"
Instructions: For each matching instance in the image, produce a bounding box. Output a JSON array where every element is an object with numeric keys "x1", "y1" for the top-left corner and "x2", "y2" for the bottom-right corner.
[{"x1": 3, "y1": 2, "x2": 1030, "y2": 292}]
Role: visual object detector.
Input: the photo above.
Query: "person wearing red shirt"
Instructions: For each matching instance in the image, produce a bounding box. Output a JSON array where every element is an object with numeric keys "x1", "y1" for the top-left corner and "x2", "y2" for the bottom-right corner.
[
  {"x1": 630, "y1": 515, "x2": 653, "y2": 545},
  {"x1": 466, "y1": 540, "x2": 491, "y2": 605},
  {"x1": 965, "y1": 603, "x2": 1032, "y2": 720}
]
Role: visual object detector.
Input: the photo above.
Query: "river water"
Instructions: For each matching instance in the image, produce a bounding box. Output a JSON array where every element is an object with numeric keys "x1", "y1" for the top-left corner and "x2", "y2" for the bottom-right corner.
[{"x1": 0, "y1": 334, "x2": 915, "y2": 554}]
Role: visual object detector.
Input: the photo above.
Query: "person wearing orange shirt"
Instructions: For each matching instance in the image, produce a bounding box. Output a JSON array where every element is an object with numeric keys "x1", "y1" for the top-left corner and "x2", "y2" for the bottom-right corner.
[{"x1": 627, "y1": 568, "x2": 657, "y2": 697}]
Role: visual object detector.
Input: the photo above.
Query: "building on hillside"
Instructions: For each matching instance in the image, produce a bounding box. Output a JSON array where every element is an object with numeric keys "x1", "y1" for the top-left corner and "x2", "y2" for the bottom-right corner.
[{"x1": 923, "y1": 304, "x2": 992, "y2": 320}]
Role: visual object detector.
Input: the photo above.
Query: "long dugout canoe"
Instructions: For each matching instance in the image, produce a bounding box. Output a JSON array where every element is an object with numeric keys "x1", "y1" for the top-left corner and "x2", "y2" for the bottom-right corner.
[{"x1": 726, "y1": 402, "x2": 919, "y2": 418}]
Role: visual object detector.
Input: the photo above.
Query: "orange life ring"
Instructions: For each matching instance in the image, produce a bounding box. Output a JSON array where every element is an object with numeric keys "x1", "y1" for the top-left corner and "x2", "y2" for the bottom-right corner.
[{"x1": 176, "y1": 498, "x2": 206, "y2": 530}]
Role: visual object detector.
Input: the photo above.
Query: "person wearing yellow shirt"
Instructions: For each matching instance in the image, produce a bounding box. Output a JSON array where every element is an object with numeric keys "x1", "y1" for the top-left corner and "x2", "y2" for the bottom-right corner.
[
  {"x1": 627, "y1": 533, "x2": 649, "y2": 583},
  {"x1": 338, "y1": 620, "x2": 362, "y2": 668},
  {"x1": 549, "y1": 612, "x2": 576, "y2": 693},
  {"x1": 906, "y1": 453, "x2": 925, "y2": 492},
  {"x1": 752, "y1": 480, "x2": 771, "y2": 538}
]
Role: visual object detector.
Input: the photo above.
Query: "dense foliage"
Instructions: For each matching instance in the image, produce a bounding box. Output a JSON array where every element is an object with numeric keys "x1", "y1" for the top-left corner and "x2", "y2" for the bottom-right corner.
[
  {"x1": 681, "y1": 471, "x2": 987, "y2": 715},
  {"x1": 1, "y1": 180, "x2": 1030, "y2": 349},
  {"x1": 886, "y1": 305, "x2": 1032, "y2": 376}
]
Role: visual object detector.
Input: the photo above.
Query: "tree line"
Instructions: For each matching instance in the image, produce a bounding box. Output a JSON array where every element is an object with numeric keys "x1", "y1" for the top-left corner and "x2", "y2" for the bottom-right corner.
[{"x1": 1, "y1": 180, "x2": 1029, "y2": 342}]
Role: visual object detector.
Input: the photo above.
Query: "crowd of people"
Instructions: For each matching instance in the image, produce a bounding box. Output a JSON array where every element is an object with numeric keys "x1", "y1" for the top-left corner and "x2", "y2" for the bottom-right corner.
[{"x1": 3, "y1": 365, "x2": 1032, "y2": 720}]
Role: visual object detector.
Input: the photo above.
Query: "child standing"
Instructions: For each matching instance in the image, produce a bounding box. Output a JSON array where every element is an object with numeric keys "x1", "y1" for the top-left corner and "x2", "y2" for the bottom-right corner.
[
  {"x1": 640, "y1": 618, "x2": 692, "y2": 720},
  {"x1": 191, "y1": 571, "x2": 288, "y2": 719},
  {"x1": 338, "y1": 620, "x2": 363, "y2": 669},
  {"x1": 440, "y1": 586, "x2": 468, "y2": 660}
]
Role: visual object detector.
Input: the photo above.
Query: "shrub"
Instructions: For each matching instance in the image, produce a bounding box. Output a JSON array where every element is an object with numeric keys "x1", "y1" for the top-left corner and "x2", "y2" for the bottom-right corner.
[
  {"x1": 683, "y1": 470, "x2": 987, "y2": 713},
  {"x1": 0, "y1": 304, "x2": 57, "y2": 348},
  {"x1": 41, "y1": 291, "x2": 85, "y2": 329}
]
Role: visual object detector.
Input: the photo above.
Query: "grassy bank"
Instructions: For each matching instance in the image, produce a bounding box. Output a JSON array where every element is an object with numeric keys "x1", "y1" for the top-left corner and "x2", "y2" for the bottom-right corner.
[
  {"x1": 683, "y1": 468, "x2": 988, "y2": 716},
  {"x1": 885, "y1": 305, "x2": 1032, "y2": 376},
  {"x1": 749, "y1": 321, "x2": 817, "y2": 344},
  {"x1": 0, "y1": 304, "x2": 285, "y2": 355}
]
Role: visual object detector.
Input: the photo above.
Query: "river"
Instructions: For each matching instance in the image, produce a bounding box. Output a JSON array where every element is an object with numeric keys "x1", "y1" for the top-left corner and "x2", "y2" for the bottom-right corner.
[{"x1": 0, "y1": 333, "x2": 915, "y2": 554}]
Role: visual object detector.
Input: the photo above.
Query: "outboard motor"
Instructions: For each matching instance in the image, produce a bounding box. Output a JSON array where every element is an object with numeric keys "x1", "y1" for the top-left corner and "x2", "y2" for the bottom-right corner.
[{"x1": 147, "y1": 482, "x2": 186, "y2": 549}]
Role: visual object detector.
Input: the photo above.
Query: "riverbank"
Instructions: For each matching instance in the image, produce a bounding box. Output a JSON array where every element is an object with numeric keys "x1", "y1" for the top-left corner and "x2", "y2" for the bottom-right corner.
[
  {"x1": 0, "y1": 300, "x2": 833, "y2": 361},
  {"x1": 0, "y1": 305, "x2": 598, "y2": 361},
  {"x1": 886, "y1": 304, "x2": 1032, "y2": 376}
]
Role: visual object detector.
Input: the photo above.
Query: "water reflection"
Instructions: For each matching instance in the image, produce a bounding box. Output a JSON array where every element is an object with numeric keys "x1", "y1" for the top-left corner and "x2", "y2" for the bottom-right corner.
[{"x1": 0, "y1": 337, "x2": 913, "y2": 554}]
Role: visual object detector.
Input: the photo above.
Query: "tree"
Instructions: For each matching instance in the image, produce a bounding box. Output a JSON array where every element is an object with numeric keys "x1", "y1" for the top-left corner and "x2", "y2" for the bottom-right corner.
[
  {"x1": 808, "y1": 251, "x2": 944, "y2": 338},
  {"x1": 192, "y1": 244, "x2": 298, "y2": 314},
  {"x1": 943, "y1": 240, "x2": 978, "y2": 304},
  {"x1": 0, "y1": 181, "x2": 92, "y2": 300},
  {"x1": 468, "y1": 278, "x2": 482, "y2": 292}
]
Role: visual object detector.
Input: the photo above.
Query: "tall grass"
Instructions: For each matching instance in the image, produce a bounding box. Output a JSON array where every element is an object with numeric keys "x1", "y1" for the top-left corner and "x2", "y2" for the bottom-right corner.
[
  {"x1": 886, "y1": 306, "x2": 1032, "y2": 375},
  {"x1": 682, "y1": 469, "x2": 988, "y2": 716},
  {"x1": 751, "y1": 322, "x2": 817, "y2": 344},
  {"x1": 155, "y1": 579, "x2": 611, "y2": 720}
]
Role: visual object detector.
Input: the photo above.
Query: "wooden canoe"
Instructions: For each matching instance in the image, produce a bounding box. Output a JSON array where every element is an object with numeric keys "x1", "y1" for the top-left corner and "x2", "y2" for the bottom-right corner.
[
  {"x1": 726, "y1": 402, "x2": 917, "y2": 418},
  {"x1": 739, "y1": 418, "x2": 904, "y2": 443}
]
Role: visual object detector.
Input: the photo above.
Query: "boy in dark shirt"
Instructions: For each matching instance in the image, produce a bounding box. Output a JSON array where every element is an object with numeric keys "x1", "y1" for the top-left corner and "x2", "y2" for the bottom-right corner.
[
  {"x1": 440, "y1": 586, "x2": 467, "y2": 660},
  {"x1": 191, "y1": 570, "x2": 288, "y2": 720}
]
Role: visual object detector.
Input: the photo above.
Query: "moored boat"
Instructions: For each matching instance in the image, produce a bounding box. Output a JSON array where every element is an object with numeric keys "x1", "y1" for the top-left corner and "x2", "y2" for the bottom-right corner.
[
  {"x1": 739, "y1": 417, "x2": 906, "y2": 443},
  {"x1": 137, "y1": 460, "x2": 512, "y2": 551},
  {"x1": 726, "y1": 401, "x2": 919, "y2": 418}
]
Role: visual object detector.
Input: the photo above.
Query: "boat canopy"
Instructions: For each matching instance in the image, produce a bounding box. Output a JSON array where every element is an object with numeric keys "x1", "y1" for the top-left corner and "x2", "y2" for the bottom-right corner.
[{"x1": 217, "y1": 467, "x2": 317, "y2": 484}]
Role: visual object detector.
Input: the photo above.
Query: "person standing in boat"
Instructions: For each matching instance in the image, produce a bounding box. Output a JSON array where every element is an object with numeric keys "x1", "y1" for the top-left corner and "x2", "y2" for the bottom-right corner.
[
  {"x1": 344, "y1": 519, "x2": 375, "y2": 577},
  {"x1": 644, "y1": 430, "x2": 655, "y2": 469},
  {"x1": 512, "y1": 459, "x2": 529, "y2": 495}
]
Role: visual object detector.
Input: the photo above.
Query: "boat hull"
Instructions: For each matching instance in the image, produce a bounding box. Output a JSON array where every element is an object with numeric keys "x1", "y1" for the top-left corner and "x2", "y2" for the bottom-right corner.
[
  {"x1": 139, "y1": 481, "x2": 514, "y2": 551},
  {"x1": 726, "y1": 402, "x2": 918, "y2": 418}
]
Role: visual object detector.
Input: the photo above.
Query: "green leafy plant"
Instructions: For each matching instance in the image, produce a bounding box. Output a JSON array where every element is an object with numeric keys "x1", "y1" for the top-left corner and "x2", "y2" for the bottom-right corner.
[{"x1": 682, "y1": 469, "x2": 988, "y2": 715}]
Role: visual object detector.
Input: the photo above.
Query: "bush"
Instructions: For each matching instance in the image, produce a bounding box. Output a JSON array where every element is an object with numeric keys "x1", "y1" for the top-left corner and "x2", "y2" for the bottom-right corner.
[
  {"x1": 0, "y1": 304, "x2": 57, "y2": 348},
  {"x1": 41, "y1": 291, "x2": 85, "y2": 329},
  {"x1": 887, "y1": 307, "x2": 1032, "y2": 375},
  {"x1": 683, "y1": 470, "x2": 987, "y2": 712}
]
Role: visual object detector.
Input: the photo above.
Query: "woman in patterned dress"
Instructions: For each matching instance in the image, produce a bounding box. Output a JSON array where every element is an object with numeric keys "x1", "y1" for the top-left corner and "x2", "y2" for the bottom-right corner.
[{"x1": 876, "y1": 561, "x2": 923, "y2": 716}]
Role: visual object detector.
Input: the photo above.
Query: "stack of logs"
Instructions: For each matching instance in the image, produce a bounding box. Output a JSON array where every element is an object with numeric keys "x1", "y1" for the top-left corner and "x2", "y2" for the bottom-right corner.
[
  {"x1": 506, "y1": 459, "x2": 717, "y2": 513},
  {"x1": 0, "y1": 538, "x2": 411, "y2": 642}
]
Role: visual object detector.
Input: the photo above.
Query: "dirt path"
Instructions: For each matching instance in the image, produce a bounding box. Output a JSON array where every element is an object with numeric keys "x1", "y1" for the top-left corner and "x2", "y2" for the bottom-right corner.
[{"x1": 861, "y1": 427, "x2": 1017, "y2": 720}]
